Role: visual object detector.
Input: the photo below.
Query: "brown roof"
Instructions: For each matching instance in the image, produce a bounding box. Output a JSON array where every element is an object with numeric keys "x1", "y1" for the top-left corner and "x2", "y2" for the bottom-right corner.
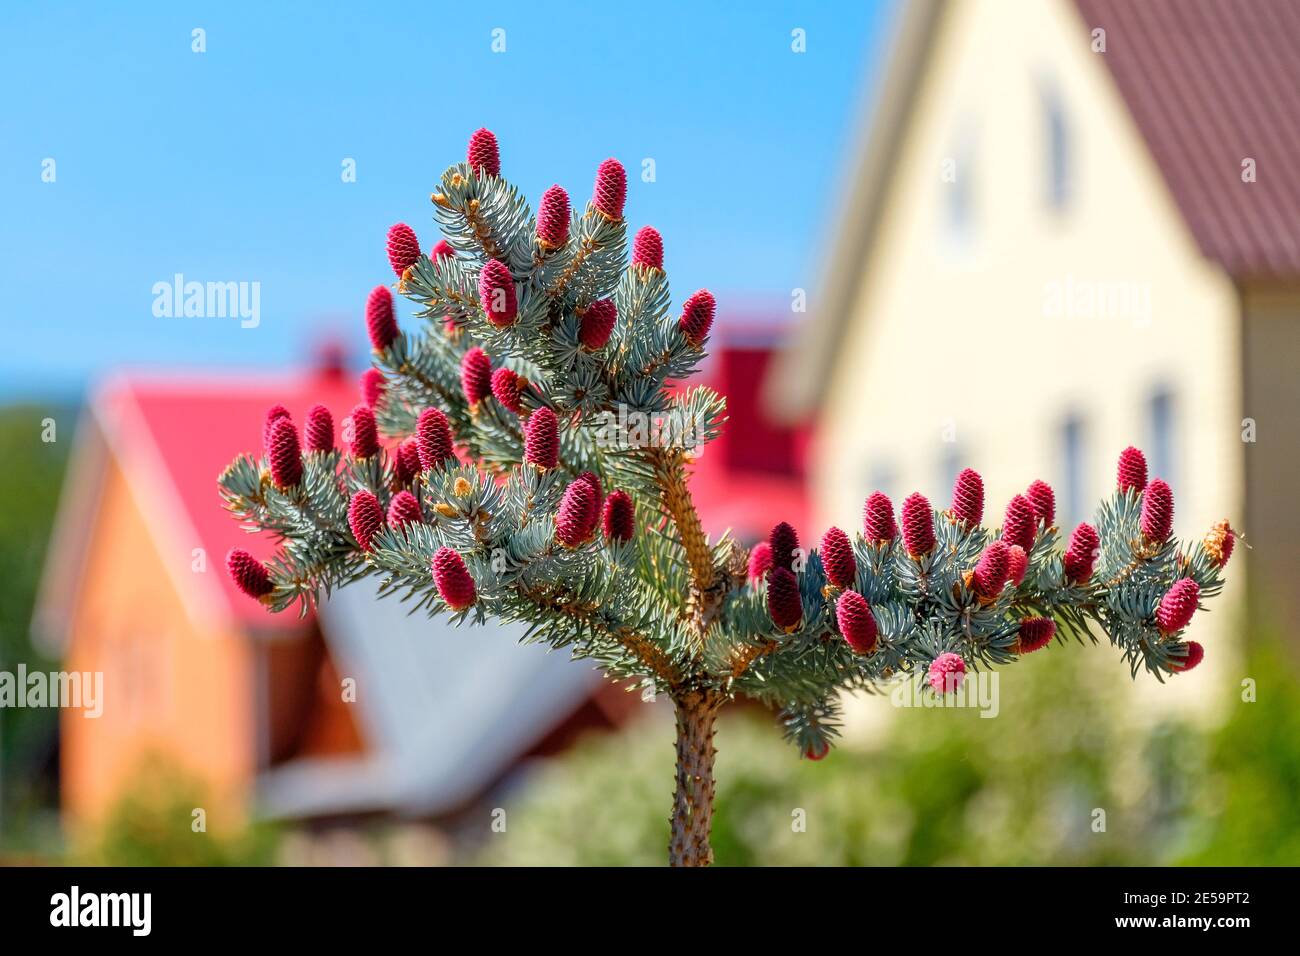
[{"x1": 1075, "y1": 0, "x2": 1300, "y2": 279}]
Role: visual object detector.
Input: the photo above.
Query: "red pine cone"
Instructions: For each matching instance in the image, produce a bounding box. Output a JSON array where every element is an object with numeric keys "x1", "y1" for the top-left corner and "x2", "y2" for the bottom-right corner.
[
  {"x1": 863, "y1": 492, "x2": 897, "y2": 544},
  {"x1": 268, "y1": 417, "x2": 303, "y2": 488},
  {"x1": 1206, "y1": 519, "x2": 1235, "y2": 568},
  {"x1": 360, "y1": 367, "x2": 387, "y2": 409},
  {"x1": 490, "y1": 366, "x2": 524, "y2": 413},
  {"x1": 348, "y1": 490, "x2": 386, "y2": 552},
  {"x1": 416, "y1": 407, "x2": 455, "y2": 470},
  {"x1": 602, "y1": 489, "x2": 635, "y2": 542},
  {"x1": 393, "y1": 437, "x2": 421, "y2": 486},
  {"x1": 467, "y1": 127, "x2": 500, "y2": 178},
  {"x1": 901, "y1": 492, "x2": 935, "y2": 558},
  {"x1": 1118, "y1": 445, "x2": 1148, "y2": 493},
  {"x1": 304, "y1": 404, "x2": 334, "y2": 453},
  {"x1": 1002, "y1": 495, "x2": 1037, "y2": 553},
  {"x1": 1026, "y1": 479, "x2": 1056, "y2": 527},
  {"x1": 927, "y1": 653, "x2": 966, "y2": 694},
  {"x1": 631, "y1": 226, "x2": 663, "y2": 270},
  {"x1": 593, "y1": 158, "x2": 627, "y2": 219},
  {"x1": 349, "y1": 404, "x2": 380, "y2": 459},
  {"x1": 263, "y1": 405, "x2": 291, "y2": 453},
  {"x1": 747, "y1": 542, "x2": 773, "y2": 581},
  {"x1": 836, "y1": 589, "x2": 877, "y2": 654},
  {"x1": 432, "y1": 546, "x2": 477, "y2": 611},
  {"x1": 537, "y1": 185, "x2": 570, "y2": 249},
  {"x1": 430, "y1": 239, "x2": 455, "y2": 261},
  {"x1": 227, "y1": 548, "x2": 274, "y2": 599},
  {"x1": 387, "y1": 223, "x2": 421, "y2": 278},
  {"x1": 769, "y1": 521, "x2": 801, "y2": 571},
  {"x1": 819, "y1": 527, "x2": 856, "y2": 589},
  {"x1": 1141, "y1": 478, "x2": 1174, "y2": 542},
  {"x1": 971, "y1": 540, "x2": 1010, "y2": 600},
  {"x1": 767, "y1": 566, "x2": 803, "y2": 631},
  {"x1": 555, "y1": 480, "x2": 598, "y2": 547},
  {"x1": 1155, "y1": 578, "x2": 1200, "y2": 633},
  {"x1": 1170, "y1": 640, "x2": 1205, "y2": 673},
  {"x1": 478, "y1": 258, "x2": 518, "y2": 327},
  {"x1": 1016, "y1": 617, "x2": 1056, "y2": 654},
  {"x1": 524, "y1": 406, "x2": 559, "y2": 470},
  {"x1": 803, "y1": 740, "x2": 830, "y2": 761},
  {"x1": 678, "y1": 289, "x2": 715, "y2": 346},
  {"x1": 575, "y1": 471, "x2": 604, "y2": 519},
  {"x1": 1063, "y1": 522, "x2": 1100, "y2": 584},
  {"x1": 579, "y1": 299, "x2": 617, "y2": 350},
  {"x1": 950, "y1": 467, "x2": 984, "y2": 527},
  {"x1": 1006, "y1": 544, "x2": 1029, "y2": 587},
  {"x1": 387, "y1": 490, "x2": 423, "y2": 529},
  {"x1": 461, "y1": 347, "x2": 493, "y2": 406},
  {"x1": 365, "y1": 284, "x2": 398, "y2": 350}
]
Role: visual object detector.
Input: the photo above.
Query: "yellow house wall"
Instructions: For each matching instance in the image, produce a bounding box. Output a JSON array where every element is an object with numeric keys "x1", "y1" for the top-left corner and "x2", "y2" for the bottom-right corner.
[{"x1": 813, "y1": 0, "x2": 1244, "y2": 725}]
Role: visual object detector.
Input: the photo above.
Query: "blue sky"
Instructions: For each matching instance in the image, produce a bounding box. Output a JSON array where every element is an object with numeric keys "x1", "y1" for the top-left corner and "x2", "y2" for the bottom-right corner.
[{"x1": 0, "y1": 1, "x2": 893, "y2": 398}]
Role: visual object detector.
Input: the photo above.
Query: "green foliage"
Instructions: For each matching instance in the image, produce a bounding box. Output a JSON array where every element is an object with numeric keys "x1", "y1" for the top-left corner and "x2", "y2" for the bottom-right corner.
[{"x1": 476, "y1": 637, "x2": 1300, "y2": 866}]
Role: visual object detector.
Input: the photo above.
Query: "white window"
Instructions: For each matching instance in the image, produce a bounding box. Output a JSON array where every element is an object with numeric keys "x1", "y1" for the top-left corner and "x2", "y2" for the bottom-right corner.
[
  {"x1": 1148, "y1": 387, "x2": 1175, "y2": 487},
  {"x1": 1060, "y1": 413, "x2": 1086, "y2": 528},
  {"x1": 1041, "y1": 83, "x2": 1071, "y2": 211}
]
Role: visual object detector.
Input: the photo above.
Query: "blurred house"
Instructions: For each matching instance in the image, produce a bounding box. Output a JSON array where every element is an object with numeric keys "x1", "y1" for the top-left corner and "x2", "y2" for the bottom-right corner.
[
  {"x1": 772, "y1": 0, "x2": 1300, "y2": 704},
  {"x1": 33, "y1": 326, "x2": 805, "y2": 838}
]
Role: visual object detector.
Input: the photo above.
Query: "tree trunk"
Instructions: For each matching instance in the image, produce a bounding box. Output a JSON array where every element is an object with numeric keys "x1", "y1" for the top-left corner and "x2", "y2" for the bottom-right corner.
[{"x1": 669, "y1": 689, "x2": 720, "y2": 866}]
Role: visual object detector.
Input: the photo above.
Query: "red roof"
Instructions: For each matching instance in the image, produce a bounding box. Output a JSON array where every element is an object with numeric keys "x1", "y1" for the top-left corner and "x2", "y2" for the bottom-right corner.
[{"x1": 1075, "y1": 0, "x2": 1300, "y2": 278}]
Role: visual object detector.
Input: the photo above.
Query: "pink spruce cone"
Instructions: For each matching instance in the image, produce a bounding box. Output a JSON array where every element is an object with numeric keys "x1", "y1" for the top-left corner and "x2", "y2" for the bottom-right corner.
[
  {"x1": 227, "y1": 548, "x2": 274, "y2": 599},
  {"x1": 1026, "y1": 479, "x2": 1056, "y2": 528},
  {"x1": 1141, "y1": 478, "x2": 1174, "y2": 542},
  {"x1": 430, "y1": 239, "x2": 455, "y2": 261},
  {"x1": 432, "y1": 546, "x2": 477, "y2": 611},
  {"x1": 263, "y1": 404, "x2": 291, "y2": 453},
  {"x1": 769, "y1": 521, "x2": 801, "y2": 571},
  {"x1": 1205, "y1": 519, "x2": 1235, "y2": 568},
  {"x1": 524, "y1": 406, "x2": 559, "y2": 470},
  {"x1": 349, "y1": 404, "x2": 380, "y2": 459},
  {"x1": 304, "y1": 404, "x2": 334, "y2": 453},
  {"x1": 767, "y1": 567, "x2": 803, "y2": 631},
  {"x1": 1002, "y1": 494, "x2": 1037, "y2": 553},
  {"x1": 575, "y1": 471, "x2": 603, "y2": 519},
  {"x1": 387, "y1": 490, "x2": 423, "y2": 530},
  {"x1": 820, "y1": 527, "x2": 857, "y2": 589},
  {"x1": 1006, "y1": 544, "x2": 1029, "y2": 587},
  {"x1": 679, "y1": 290, "x2": 715, "y2": 346},
  {"x1": 1063, "y1": 522, "x2": 1100, "y2": 584},
  {"x1": 555, "y1": 480, "x2": 598, "y2": 548},
  {"x1": 348, "y1": 490, "x2": 386, "y2": 552},
  {"x1": 467, "y1": 127, "x2": 500, "y2": 177},
  {"x1": 747, "y1": 541, "x2": 773, "y2": 581},
  {"x1": 416, "y1": 407, "x2": 455, "y2": 470},
  {"x1": 901, "y1": 492, "x2": 935, "y2": 558},
  {"x1": 393, "y1": 437, "x2": 421, "y2": 486},
  {"x1": 537, "y1": 185, "x2": 570, "y2": 249},
  {"x1": 1155, "y1": 578, "x2": 1200, "y2": 634},
  {"x1": 863, "y1": 492, "x2": 897, "y2": 544},
  {"x1": 478, "y1": 258, "x2": 518, "y2": 328},
  {"x1": 927, "y1": 653, "x2": 966, "y2": 694},
  {"x1": 1170, "y1": 641, "x2": 1205, "y2": 673},
  {"x1": 579, "y1": 299, "x2": 617, "y2": 350},
  {"x1": 387, "y1": 223, "x2": 421, "y2": 278},
  {"x1": 804, "y1": 740, "x2": 830, "y2": 761},
  {"x1": 490, "y1": 367, "x2": 524, "y2": 413},
  {"x1": 950, "y1": 467, "x2": 984, "y2": 527},
  {"x1": 593, "y1": 159, "x2": 627, "y2": 219},
  {"x1": 836, "y1": 590, "x2": 877, "y2": 654},
  {"x1": 268, "y1": 417, "x2": 303, "y2": 488},
  {"x1": 461, "y1": 346, "x2": 493, "y2": 406},
  {"x1": 971, "y1": 540, "x2": 1010, "y2": 600},
  {"x1": 360, "y1": 368, "x2": 387, "y2": 409},
  {"x1": 365, "y1": 284, "x2": 398, "y2": 350},
  {"x1": 1118, "y1": 446, "x2": 1148, "y2": 493},
  {"x1": 631, "y1": 226, "x2": 663, "y2": 270},
  {"x1": 602, "y1": 489, "x2": 636, "y2": 543},
  {"x1": 1016, "y1": 617, "x2": 1057, "y2": 654}
]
